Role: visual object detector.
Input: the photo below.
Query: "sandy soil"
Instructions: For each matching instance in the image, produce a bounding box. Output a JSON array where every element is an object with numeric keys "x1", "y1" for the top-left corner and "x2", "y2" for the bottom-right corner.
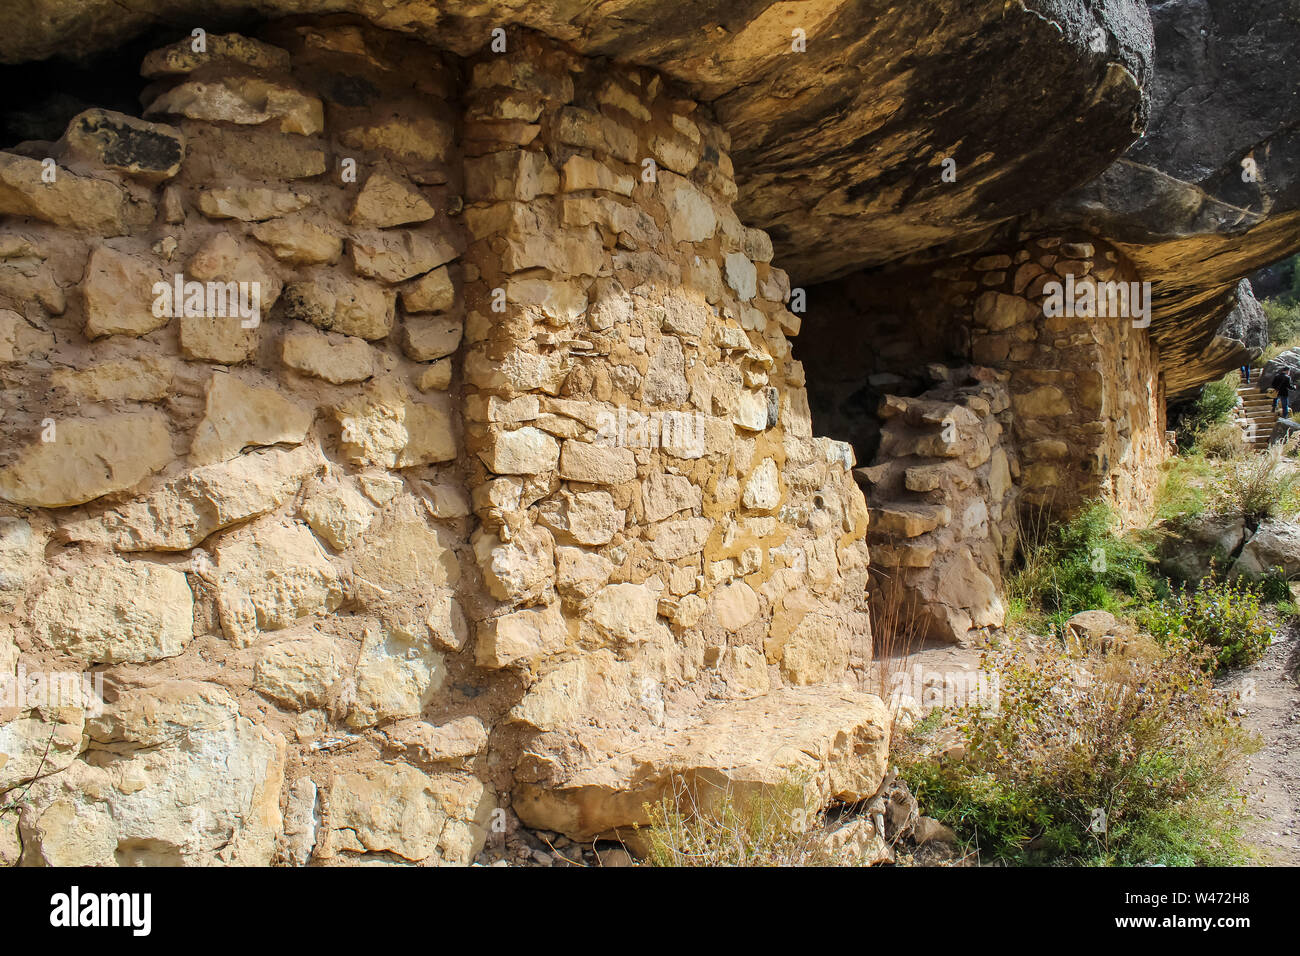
[{"x1": 1221, "y1": 625, "x2": 1300, "y2": 865}]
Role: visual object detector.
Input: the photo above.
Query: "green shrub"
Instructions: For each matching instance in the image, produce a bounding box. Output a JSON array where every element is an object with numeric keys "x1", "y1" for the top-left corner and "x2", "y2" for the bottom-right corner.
[
  {"x1": 1192, "y1": 421, "x2": 1247, "y2": 459},
  {"x1": 1256, "y1": 568, "x2": 1293, "y2": 604},
  {"x1": 1140, "y1": 578, "x2": 1273, "y2": 672},
  {"x1": 1177, "y1": 374, "x2": 1241, "y2": 450},
  {"x1": 1264, "y1": 298, "x2": 1300, "y2": 345},
  {"x1": 898, "y1": 638, "x2": 1259, "y2": 865},
  {"x1": 1008, "y1": 502, "x2": 1160, "y2": 628},
  {"x1": 1210, "y1": 444, "x2": 1300, "y2": 525}
]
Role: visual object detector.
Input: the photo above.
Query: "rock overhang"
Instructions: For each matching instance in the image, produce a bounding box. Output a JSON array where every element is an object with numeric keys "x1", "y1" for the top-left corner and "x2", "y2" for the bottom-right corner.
[
  {"x1": 1, "y1": 2, "x2": 1293, "y2": 412},
  {"x1": 0, "y1": 0, "x2": 1154, "y2": 284}
]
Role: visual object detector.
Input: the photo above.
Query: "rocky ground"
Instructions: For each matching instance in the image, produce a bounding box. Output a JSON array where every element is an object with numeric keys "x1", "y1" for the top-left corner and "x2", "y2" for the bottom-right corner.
[{"x1": 1222, "y1": 622, "x2": 1300, "y2": 865}]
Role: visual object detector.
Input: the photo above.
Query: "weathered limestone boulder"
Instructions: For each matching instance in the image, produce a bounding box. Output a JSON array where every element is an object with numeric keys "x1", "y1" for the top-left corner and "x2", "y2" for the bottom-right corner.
[
  {"x1": 347, "y1": 620, "x2": 446, "y2": 728},
  {"x1": 0, "y1": 411, "x2": 172, "y2": 507},
  {"x1": 475, "y1": 525, "x2": 556, "y2": 606},
  {"x1": 62, "y1": 444, "x2": 324, "y2": 551},
  {"x1": 81, "y1": 246, "x2": 168, "y2": 337},
  {"x1": 253, "y1": 632, "x2": 341, "y2": 710},
  {"x1": 350, "y1": 230, "x2": 459, "y2": 283},
  {"x1": 0, "y1": 517, "x2": 43, "y2": 610},
  {"x1": 30, "y1": 560, "x2": 193, "y2": 663},
  {"x1": 401, "y1": 315, "x2": 462, "y2": 361},
  {"x1": 475, "y1": 603, "x2": 567, "y2": 669},
  {"x1": 1159, "y1": 512, "x2": 1248, "y2": 582},
  {"x1": 252, "y1": 216, "x2": 342, "y2": 264},
  {"x1": 190, "y1": 374, "x2": 314, "y2": 465},
  {"x1": 18, "y1": 681, "x2": 285, "y2": 866},
  {"x1": 49, "y1": 354, "x2": 175, "y2": 402},
  {"x1": 146, "y1": 75, "x2": 323, "y2": 136},
  {"x1": 140, "y1": 32, "x2": 291, "y2": 76},
  {"x1": 513, "y1": 687, "x2": 891, "y2": 842},
  {"x1": 298, "y1": 476, "x2": 376, "y2": 550},
  {"x1": 0, "y1": 152, "x2": 127, "y2": 234},
  {"x1": 0, "y1": 705, "x2": 84, "y2": 792},
  {"x1": 281, "y1": 270, "x2": 395, "y2": 340},
  {"x1": 59, "y1": 108, "x2": 184, "y2": 181},
  {"x1": 351, "y1": 170, "x2": 436, "y2": 227},
  {"x1": 320, "y1": 762, "x2": 494, "y2": 864},
  {"x1": 213, "y1": 520, "x2": 343, "y2": 645},
  {"x1": 349, "y1": 500, "x2": 460, "y2": 597},
  {"x1": 814, "y1": 816, "x2": 894, "y2": 866},
  {"x1": 282, "y1": 327, "x2": 376, "y2": 383},
  {"x1": 1232, "y1": 520, "x2": 1300, "y2": 580},
  {"x1": 197, "y1": 185, "x2": 313, "y2": 221},
  {"x1": 281, "y1": 778, "x2": 320, "y2": 866},
  {"x1": 402, "y1": 265, "x2": 456, "y2": 313},
  {"x1": 383, "y1": 716, "x2": 488, "y2": 769},
  {"x1": 334, "y1": 379, "x2": 457, "y2": 468}
]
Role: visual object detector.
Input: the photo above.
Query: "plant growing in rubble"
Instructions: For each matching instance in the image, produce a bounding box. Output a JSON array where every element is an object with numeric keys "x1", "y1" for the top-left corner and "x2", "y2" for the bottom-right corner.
[{"x1": 897, "y1": 635, "x2": 1259, "y2": 866}]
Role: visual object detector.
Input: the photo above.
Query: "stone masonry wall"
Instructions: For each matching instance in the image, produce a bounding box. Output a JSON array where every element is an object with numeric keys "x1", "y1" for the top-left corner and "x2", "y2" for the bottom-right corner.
[
  {"x1": 799, "y1": 237, "x2": 1165, "y2": 643},
  {"x1": 954, "y1": 236, "x2": 1167, "y2": 525},
  {"x1": 0, "y1": 22, "x2": 889, "y2": 866},
  {"x1": 453, "y1": 31, "x2": 882, "y2": 842},
  {"x1": 857, "y1": 368, "x2": 1019, "y2": 646},
  {"x1": 803, "y1": 237, "x2": 1166, "y2": 528}
]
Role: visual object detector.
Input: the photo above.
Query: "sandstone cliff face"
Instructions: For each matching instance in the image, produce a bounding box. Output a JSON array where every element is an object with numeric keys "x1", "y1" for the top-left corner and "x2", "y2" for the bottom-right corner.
[
  {"x1": 0, "y1": 1, "x2": 1296, "y2": 865},
  {"x1": 0, "y1": 1, "x2": 1155, "y2": 283},
  {"x1": 1044, "y1": 0, "x2": 1297, "y2": 395},
  {"x1": 0, "y1": 24, "x2": 884, "y2": 865}
]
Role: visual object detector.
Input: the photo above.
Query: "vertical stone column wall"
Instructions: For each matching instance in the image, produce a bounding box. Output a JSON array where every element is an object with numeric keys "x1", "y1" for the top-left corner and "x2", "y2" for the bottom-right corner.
[
  {"x1": 957, "y1": 236, "x2": 1166, "y2": 524},
  {"x1": 455, "y1": 31, "x2": 882, "y2": 841},
  {"x1": 0, "y1": 22, "x2": 890, "y2": 865}
]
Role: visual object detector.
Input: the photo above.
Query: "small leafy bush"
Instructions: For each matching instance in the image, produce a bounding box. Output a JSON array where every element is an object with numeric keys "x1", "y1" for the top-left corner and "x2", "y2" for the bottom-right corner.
[
  {"x1": 898, "y1": 637, "x2": 1259, "y2": 865},
  {"x1": 1177, "y1": 374, "x2": 1241, "y2": 449},
  {"x1": 1140, "y1": 578, "x2": 1273, "y2": 672},
  {"x1": 1009, "y1": 502, "x2": 1160, "y2": 628}
]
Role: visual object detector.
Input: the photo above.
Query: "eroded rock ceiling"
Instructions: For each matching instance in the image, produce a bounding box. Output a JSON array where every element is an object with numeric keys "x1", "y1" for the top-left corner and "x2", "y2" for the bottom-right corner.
[
  {"x1": 0, "y1": 0, "x2": 1154, "y2": 283},
  {"x1": 0, "y1": 0, "x2": 1294, "y2": 392}
]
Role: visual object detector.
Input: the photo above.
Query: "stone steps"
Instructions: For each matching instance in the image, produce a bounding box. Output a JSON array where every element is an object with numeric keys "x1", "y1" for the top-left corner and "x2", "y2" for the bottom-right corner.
[{"x1": 1236, "y1": 383, "x2": 1277, "y2": 448}]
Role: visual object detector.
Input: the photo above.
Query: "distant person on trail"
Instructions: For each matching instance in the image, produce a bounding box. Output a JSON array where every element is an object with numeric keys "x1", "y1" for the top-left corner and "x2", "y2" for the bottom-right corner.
[
  {"x1": 1273, "y1": 369, "x2": 1293, "y2": 418},
  {"x1": 1242, "y1": 363, "x2": 1252, "y2": 383}
]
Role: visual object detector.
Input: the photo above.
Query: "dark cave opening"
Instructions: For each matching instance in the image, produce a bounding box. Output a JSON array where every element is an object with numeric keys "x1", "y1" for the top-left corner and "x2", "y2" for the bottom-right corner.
[
  {"x1": 0, "y1": 14, "x2": 272, "y2": 149},
  {"x1": 793, "y1": 263, "x2": 971, "y2": 471}
]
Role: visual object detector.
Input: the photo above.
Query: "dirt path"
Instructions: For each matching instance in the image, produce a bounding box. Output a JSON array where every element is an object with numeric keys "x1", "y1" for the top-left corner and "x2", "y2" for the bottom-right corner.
[{"x1": 1220, "y1": 626, "x2": 1300, "y2": 865}]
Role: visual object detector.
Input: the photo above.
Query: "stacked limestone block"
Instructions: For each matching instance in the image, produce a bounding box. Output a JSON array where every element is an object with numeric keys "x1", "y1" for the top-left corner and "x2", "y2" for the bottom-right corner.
[
  {"x1": 0, "y1": 25, "x2": 487, "y2": 866},
  {"x1": 947, "y1": 236, "x2": 1166, "y2": 524},
  {"x1": 0, "y1": 22, "x2": 889, "y2": 865},
  {"x1": 455, "y1": 32, "x2": 884, "y2": 842},
  {"x1": 856, "y1": 368, "x2": 1019, "y2": 646}
]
